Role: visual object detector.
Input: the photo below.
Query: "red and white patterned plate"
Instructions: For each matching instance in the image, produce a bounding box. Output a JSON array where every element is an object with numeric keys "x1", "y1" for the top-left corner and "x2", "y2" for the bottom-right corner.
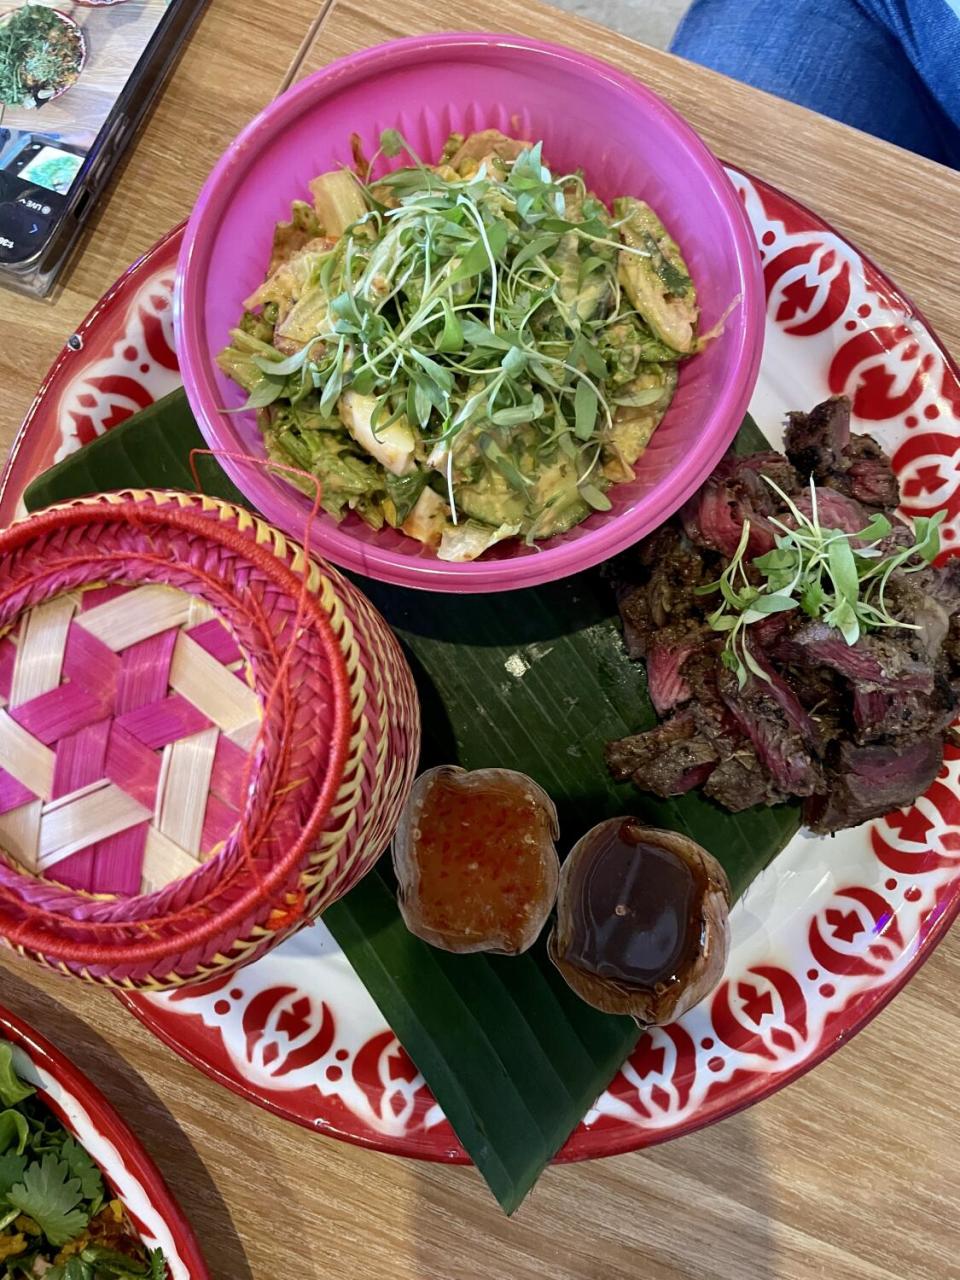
[
  {"x1": 0, "y1": 1003, "x2": 209, "y2": 1277},
  {"x1": 2, "y1": 171, "x2": 959, "y2": 1164}
]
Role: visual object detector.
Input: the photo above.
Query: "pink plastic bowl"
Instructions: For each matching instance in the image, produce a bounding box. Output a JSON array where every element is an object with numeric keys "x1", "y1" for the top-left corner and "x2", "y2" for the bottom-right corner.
[{"x1": 176, "y1": 33, "x2": 764, "y2": 593}]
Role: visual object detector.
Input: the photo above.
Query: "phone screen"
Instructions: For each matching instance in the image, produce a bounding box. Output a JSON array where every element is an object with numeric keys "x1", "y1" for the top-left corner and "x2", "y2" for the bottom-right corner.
[
  {"x1": 0, "y1": 0, "x2": 184, "y2": 274},
  {"x1": 16, "y1": 143, "x2": 84, "y2": 193}
]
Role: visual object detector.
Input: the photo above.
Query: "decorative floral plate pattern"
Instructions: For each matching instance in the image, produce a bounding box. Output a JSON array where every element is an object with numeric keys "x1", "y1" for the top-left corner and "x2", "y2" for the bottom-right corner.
[
  {"x1": 2, "y1": 171, "x2": 958, "y2": 1163},
  {"x1": 0, "y1": 1003, "x2": 209, "y2": 1277}
]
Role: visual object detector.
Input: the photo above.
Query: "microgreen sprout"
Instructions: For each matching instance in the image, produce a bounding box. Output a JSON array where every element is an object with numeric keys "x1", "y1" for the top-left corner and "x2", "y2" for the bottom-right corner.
[
  {"x1": 696, "y1": 476, "x2": 945, "y2": 687},
  {"x1": 220, "y1": 129, "x2": 696, "y2": 549}
]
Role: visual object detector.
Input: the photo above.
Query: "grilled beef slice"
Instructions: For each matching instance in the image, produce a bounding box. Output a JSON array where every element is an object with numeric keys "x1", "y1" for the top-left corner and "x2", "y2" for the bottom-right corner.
[
  {"x1": 717, "y1": 661, "x2": 823, "y2": 796},
  {"x1": 804, "y1": 738, "x2": 943, "y2": 834},
  {"x1": 608, "y1": 396, "x2": 956, "y2": 833},
  {"x1": 784, "y1": 394, "x2": 899, "y2": 509},
  {"x1": 604, "y1": 712, "x2": 718, "y2": 796},
  {"x1": 680, "y1": 452, "x2": 800, "y2": 558},
  {"x1": 784, "y1": 395, "x2": 851, "y2": 481},
  {"x1": 842, "y1": 433, "x2": 901, "y2": 508},
  {"x1": 612, "y1": 523, "x2": 711, "y2": 660}
]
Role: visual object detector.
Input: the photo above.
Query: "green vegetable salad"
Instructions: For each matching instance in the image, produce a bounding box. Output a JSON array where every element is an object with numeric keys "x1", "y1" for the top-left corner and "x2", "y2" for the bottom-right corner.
[
  {"x1": 219, "y1": 129, "x2": 700, "y2": 561},
  {"x1": 0, "y1": 1042, "x2": 166, "y2": 1278}
]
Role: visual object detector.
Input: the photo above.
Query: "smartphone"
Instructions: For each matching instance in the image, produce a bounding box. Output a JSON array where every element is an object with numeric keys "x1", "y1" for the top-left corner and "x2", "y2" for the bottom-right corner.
[{"x1": 0, "y1": 0, "x2": 208, "y2": 297}]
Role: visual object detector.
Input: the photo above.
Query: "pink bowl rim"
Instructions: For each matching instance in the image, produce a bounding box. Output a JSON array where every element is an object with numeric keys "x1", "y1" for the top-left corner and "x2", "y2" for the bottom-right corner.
[{"x1": 176, "y1": 31, "x2": 765, "y2": 593}]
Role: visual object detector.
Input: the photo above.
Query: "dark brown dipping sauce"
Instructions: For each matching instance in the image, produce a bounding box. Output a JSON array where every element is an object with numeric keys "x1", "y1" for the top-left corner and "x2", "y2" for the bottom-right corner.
[{"x1": 559, "y1": 818, "x2": 706, "y2": 989}]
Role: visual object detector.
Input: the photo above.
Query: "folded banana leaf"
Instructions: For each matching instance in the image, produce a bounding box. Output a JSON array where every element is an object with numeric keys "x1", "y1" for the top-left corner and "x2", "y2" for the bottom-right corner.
[{"x1": 24, "y1": 391, "x2": 798, "y2": 1212}]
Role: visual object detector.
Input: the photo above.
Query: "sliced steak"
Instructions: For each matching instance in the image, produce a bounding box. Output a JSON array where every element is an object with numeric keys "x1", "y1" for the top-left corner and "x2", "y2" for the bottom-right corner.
[
  {"x1": 607, "y1": 397, "x2": 958, "y2": 834},
  {"x1": 703, "y1": 749, "x2": 789, "y2": 811},
  {"x1": 645, "y1": 627, "x2": 700, "y2": 715},
  {"x1": 731, "y1": 451, "x2": 803, "y2": 501},
  {"x1": 883, "y1": 575, "x2": 952, "y2": 658},
  {"x1": 683, "y1": 648, "x2": 741, "y2": 745},
  {"x1": 775, "y1": 622, "x2": 935, "y2": 694},
  {"x1": 784, "y1": 395, "x2": 851, "y2": 482},
  {"x1": 804, "y1": 737, "x2": 943, "y2": 833},
  {"x1": 680, "y1": 452, "x2": 798, "y2": 559},
  {"x1": 792, "y1": 487, "x2": 869, "y2": 537},
  {"x1": 925, "y1": 556, "x2": 960, "y2": 609},
  {"x1": 852, "y1": 673, "x2": 957, "y2": 742},
  {"x1": 944, "y1": 613, "x2": 960, "y2": 673},
  {"x1": 614, "y1": 524, "x2": 711, "y2": 659},
  {"x1": 784, "y1": 395, "x2": 897, "y2": 510},
  {"x1": 604, "y1": 713, "x2": 718, "y2": 797},
  {"x1": 850, "y1": 686, "x2": 892, "y2": 739},
  {"x1": 717, "y1": 664, "x2": 823, "y2": 796},
  {"x1": 840, "y1": 433, "x2": 900, "y2": 508},
  {"x1": 776, "y1": 655, "x2": 841, "y2": 712}
]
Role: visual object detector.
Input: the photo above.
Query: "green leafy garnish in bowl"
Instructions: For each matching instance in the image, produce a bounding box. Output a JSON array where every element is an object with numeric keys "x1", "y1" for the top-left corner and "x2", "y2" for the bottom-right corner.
[
  {"x1": 218, "y1": 128, "x2": 700, "y2": 561},
  {"x1": 0, "y1": 1042, "x2": 167, "y2": 1278}
]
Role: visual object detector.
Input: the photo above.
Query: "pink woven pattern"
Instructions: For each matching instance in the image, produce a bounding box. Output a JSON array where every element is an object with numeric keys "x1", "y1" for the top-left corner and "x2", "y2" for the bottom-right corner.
[
  {"x1": 0, "y1": 491, "x2": 420, "y2": 989},
  {"x1": 0, "y1": 583, "x2": 258, "y2": 896}
]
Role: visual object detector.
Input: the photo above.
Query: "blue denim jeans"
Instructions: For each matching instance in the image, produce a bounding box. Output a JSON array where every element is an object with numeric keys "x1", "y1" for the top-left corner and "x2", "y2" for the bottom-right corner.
[{"x1": 670, "y1": 0, "x2": 960, "y2": 168}]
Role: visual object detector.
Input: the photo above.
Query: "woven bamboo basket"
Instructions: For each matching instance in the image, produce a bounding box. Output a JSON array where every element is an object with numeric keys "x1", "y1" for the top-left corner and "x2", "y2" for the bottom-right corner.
[{"x1": 0, "y1": 490, "x2": 420, "y2": 990}]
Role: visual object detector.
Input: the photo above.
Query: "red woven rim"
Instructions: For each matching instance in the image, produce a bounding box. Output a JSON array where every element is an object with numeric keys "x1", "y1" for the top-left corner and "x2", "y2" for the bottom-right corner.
[{"x1": 0, "y1": 497, "x2": 353, "y2": 968}]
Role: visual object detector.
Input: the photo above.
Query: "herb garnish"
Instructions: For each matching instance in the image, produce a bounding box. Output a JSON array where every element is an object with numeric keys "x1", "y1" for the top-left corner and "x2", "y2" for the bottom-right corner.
[
  {"x1": 219, "y1": 129, "x2": 697, "y2": 555},
  {"x1": 0, "y1": 1042, "x2": 168, "y2": 1278},
  {"x1": 247, "y1": 140, "x2": 641, "y2": 475},
  {"x1": 696, "y1": 477, "x2": 945, "y2": 686}
]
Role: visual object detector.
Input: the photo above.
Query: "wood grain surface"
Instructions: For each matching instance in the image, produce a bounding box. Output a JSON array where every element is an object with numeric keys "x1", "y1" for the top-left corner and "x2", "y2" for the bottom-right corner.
[
  {"x1": 1, "y1": 1, "x2": 959, "y2": 1277},
  {"x1": 0, "y1": 0, "x2": 325, "y2": 453}
]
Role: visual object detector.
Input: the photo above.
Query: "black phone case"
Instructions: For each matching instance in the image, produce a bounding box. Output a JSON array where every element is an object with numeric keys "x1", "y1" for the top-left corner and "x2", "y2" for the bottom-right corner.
[{"x1": 0, "y1": 0, "x2": 208, "y2": 298}]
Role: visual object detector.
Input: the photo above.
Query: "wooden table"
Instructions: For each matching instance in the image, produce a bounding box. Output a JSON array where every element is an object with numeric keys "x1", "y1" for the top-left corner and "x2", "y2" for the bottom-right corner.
[{"x1": 2, "y1": 2, "x2": 959, "y2": 1278}]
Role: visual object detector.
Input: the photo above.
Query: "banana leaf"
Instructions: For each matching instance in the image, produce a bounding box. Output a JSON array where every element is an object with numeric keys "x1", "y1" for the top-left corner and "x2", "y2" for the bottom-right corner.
[{"x1": 23, "y1": 391, "x2": 798, "y2": 1212}]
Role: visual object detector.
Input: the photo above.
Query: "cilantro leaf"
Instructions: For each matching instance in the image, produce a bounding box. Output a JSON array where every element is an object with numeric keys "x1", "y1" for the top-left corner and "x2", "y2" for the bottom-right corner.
[
  {"x1": 7, "y1": 1154, "x2": 90, "y2": 1246},
  {"x1": 44, "y1": 1262, "x2": 83, "y2": 1280},
  {"x1": 801, "y1": 579, "x2": 827, "y2": 617},
  {"x1": 71, "y1": 1244, "x2": 168, "y2": 1278},
  {"x1": 60, "y1": 1137, "x2": 104, "y2": 1204},
  {"x1": 0, "y1": 1148, "x2": 28, "y2": 1197},
  {"x1": 6, "y1": 1254, "x2": 44, "y2": 1278}
]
